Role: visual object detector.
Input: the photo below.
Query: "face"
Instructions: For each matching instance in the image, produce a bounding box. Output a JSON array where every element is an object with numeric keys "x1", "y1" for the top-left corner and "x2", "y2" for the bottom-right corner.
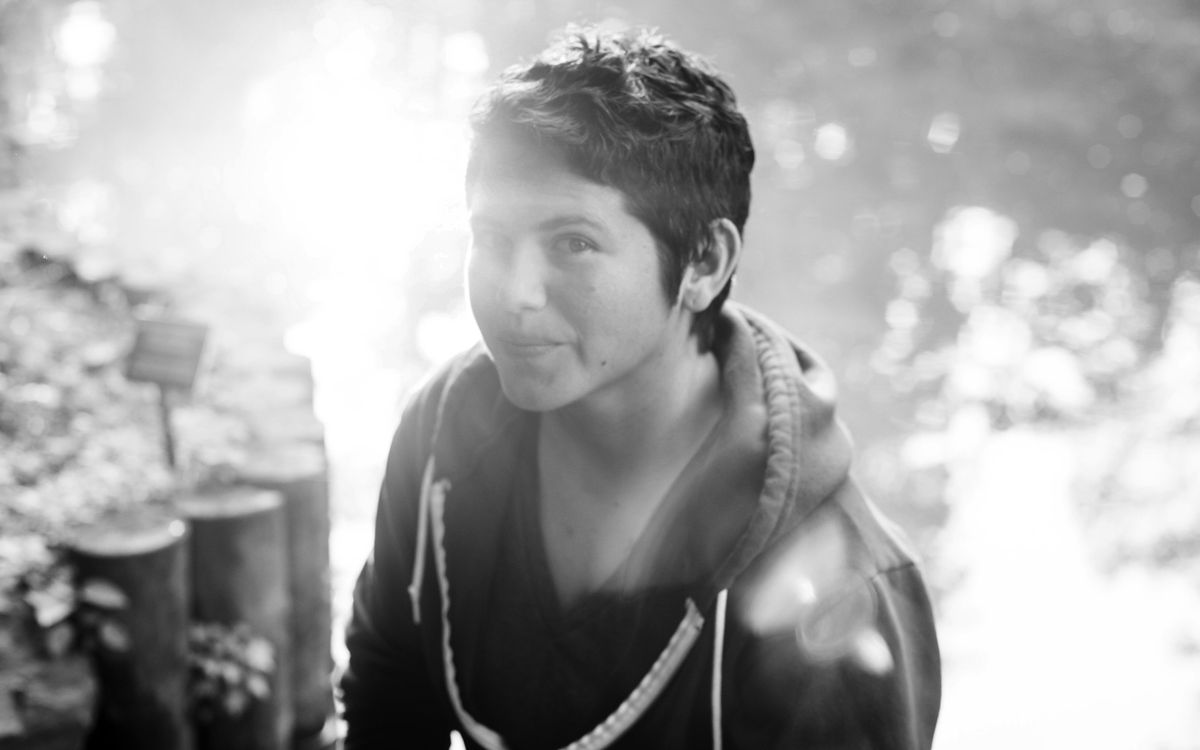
[{"x1": 466, "y1": 145, "x2": 691, "y2": 414}]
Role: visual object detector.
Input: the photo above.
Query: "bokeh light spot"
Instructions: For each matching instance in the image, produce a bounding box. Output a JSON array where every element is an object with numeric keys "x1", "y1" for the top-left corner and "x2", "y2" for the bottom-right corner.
[
  {"x1": 443, "y1": 31, "x2": 490, "y2": 75},
  {"x1": 813, "y1": 122, "x2": 851, "y2": 161},
  {"x1": 928, "y1": 112, "x2": 961, "y2": 154},
  {"x1": 1121, "y1": 173, "x2": 1148, "y2": 199},
  {"x1": 932, "y1": 206, "x2": 1017, "y2": 280},
  {"x1": 55, "y1": 1, "x2": 116, "y2": 68}
]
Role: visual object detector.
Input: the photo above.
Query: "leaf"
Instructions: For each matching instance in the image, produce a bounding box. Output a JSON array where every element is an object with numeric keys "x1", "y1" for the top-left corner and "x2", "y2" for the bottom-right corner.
[
  {"x1": 78, "y1": 579, "x2": 129, "y2": 610},
  {"x1": 245, "y1": 674, "x2": 270, "y2": 700},
  {"x1": 222, "y1": 689, "x2": 249, "y2": 717},
  {"x1": 220, "y1": 663, "x2": 242, "y2": 684},
  {"x1": 43, "y1": 621, "x2": 75, "y2": 657},
  {"x1": 25, "y1": 585, "x2": 73, "y2": 628},
  {"x1": 98, "y1": 620, "x2": 131, "y2": 653},
  {"x1": 241, "y1": 638, "x2": 275, "y2": 673}
]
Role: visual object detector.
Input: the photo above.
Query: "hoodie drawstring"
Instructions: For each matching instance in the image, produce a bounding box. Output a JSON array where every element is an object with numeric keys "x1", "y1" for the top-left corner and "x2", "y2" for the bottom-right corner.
[
  {"x1": 405, "y1": 355, "x2": 473, "y2": 625},
  {"x1": 711, "y1": 588, "x2": 728, "y2": 750},
  {"x1": 407, "y1": 456, "x2": 438, "y2": 624}
]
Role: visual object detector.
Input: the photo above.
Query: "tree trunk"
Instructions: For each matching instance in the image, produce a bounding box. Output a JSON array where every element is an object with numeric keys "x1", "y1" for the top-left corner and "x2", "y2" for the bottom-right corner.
[
  {"x1": 175, "y1": 487, "x2": 293, "y2": 750},
  {"x1": 234, "y1": 444, "x2": 333, "y2": 743},
  {"x1": 68, "y1": 507, "x2": 191, "y2": 750}
]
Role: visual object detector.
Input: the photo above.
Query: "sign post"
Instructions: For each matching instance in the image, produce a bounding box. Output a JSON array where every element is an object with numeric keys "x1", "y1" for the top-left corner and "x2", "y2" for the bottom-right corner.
[{"x1": 125, "y1": 318, "x2": 208, "y2": 469}]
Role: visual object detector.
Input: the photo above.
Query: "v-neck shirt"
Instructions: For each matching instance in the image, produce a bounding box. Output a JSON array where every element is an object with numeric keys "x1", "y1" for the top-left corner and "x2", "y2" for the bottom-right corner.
[{"x1": 470, "y1": 421, "x2": 693, "y2": 749}]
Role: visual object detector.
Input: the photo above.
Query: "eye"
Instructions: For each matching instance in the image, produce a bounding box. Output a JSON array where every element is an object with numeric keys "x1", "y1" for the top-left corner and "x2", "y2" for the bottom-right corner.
[{"x1": 553, "y1": 235, "x2": 597, "y2": 255}]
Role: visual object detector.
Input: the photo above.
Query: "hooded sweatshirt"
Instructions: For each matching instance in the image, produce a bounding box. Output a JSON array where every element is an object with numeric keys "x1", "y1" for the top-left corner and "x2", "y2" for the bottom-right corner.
[{"x1": 341, "y1": 303, "x2": 942, "y2": 749}]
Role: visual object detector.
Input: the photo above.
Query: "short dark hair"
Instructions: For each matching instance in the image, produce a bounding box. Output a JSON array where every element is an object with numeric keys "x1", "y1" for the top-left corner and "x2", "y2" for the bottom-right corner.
[{"x1": 466, "y1": 25, "x2": 755, "y2": 349}]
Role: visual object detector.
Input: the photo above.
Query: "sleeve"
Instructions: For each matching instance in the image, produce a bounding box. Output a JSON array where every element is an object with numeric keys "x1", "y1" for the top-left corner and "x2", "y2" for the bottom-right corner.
[
  {"x1": 339, "y1": 385, "x2": 454, "y2": 749},
  {"x1": 729, "y1": 563, "x2": 941, "y2": 750}
]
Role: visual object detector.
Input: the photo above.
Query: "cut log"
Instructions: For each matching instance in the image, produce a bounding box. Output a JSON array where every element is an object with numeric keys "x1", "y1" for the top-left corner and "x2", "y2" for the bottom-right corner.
[
  {"x1": 245, "y1": 407, "x2": 325, "y2": 448},
  {"x1": 68, "y1": 506, "x2": 191, "y2": 750},
  {"x1": 224, "y1": 349, "x2": 313, "y2": 388},
  {"x1": 175, "y1": 487, "x2": 292, "y2": 750},
  {"x1": 234, "y1": 445, "x2": 333, "y2": 740},
  {"x1": 218, "y1": 349, "x2": 314, "y2": 413}
]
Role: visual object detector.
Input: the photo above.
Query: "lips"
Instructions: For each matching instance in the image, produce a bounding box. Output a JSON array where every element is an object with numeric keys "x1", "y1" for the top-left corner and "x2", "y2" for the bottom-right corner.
[{"x1": 493, "y1": 335, "x2": 563, "y2": 356}]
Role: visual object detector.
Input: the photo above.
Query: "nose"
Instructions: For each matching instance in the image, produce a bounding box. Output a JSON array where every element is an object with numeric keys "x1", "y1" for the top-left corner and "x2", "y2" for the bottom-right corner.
[{"x1": 474, "y1": 238, "x2": 548, "y2": 315}]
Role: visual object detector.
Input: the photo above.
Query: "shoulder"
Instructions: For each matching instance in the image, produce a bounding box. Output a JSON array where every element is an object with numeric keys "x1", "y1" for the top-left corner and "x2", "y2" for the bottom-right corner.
[
  {"x1": 384, "y1": 344, "x2": 522, "y2": 478},
  {"x1": 736, "y1": 483, "x2": 917, "y2": 627},
  {"x1": 382, "y1": 344, "x2": 495, "y2": 471},
  {"x1": 727, "y1": 488, "x2": 941, "y2": 747}
]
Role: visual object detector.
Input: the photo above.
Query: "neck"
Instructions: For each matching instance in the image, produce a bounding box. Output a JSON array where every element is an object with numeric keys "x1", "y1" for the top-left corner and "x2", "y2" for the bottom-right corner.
[{"x1": 540, "y1": 337, "x2": 723, "y2": 482}]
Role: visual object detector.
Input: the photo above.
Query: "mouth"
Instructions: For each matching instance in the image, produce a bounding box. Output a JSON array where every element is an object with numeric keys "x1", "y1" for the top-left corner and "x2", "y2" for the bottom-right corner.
[{"x1": 494, "y1": 336, "x2": 562, "y2": 356}]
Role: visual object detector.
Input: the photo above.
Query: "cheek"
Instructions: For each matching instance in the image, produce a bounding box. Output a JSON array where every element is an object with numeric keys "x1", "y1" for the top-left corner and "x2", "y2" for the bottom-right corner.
[
  {"x1": 567, "y1": 282, "x2": 640, "y2": 353},
  {"x1": 466, "y1": 253, "x2": 495, "y2": 317}
]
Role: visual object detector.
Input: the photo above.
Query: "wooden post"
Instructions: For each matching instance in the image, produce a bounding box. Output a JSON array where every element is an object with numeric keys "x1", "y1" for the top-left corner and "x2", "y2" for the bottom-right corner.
[
  {"x1": 159, "y1": 385, "x2": 177, "y2": 468},
  {"x1": 245, "y1": 407, "x2": 325, "y2": 448},
  {"x1": 218, "y1": 349, "x2": 314, "y2": 415},
  {"x1": 69, "y1": 507, "x2": 191, "y2": 750},
  {"x1": 176, "y1": 487, "x2": 293, "y2": 750},
  {"x1": 234, "y1": 444, "x2": 333, "y2": 743}
]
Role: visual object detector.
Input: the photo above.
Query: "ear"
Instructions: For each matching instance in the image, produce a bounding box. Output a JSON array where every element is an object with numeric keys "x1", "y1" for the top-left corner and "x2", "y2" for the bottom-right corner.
[{"x1": 678, "y1": 218, "x2": 742, "y2": 312}]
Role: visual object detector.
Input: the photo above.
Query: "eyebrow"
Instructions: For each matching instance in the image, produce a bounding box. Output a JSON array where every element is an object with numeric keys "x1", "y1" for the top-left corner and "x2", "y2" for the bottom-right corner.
[
  {"x1": 469, "y1": 213, "x2": 606, "y2": 234},
  {"x1": 535, "y1": 215, "x2": 606, "y2": 233}
]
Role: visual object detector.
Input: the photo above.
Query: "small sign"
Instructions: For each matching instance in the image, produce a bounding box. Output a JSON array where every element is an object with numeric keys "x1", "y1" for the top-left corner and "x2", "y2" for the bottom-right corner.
[{"x1": 126, "y1": 318, "x2": 208, "y2": 392}]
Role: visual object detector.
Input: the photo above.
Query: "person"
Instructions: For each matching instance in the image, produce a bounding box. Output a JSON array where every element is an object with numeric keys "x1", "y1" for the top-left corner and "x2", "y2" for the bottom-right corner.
[{"x1": 341, "y1": 24, "x2": 941, "y2": 750}]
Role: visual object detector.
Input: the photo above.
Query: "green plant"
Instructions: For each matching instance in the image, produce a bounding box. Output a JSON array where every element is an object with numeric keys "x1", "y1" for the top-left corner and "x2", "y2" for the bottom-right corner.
[
  {"x1": 3, "y1": 546, "x2": 131, "y2": 661},
  {"x1": 188, "y1": 622, "x2": 275, "y2": 723}
]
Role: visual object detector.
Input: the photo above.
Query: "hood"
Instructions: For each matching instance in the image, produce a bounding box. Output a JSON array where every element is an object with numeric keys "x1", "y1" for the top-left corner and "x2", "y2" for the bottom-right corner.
[{"x1": 619, "y1": 302, "x2": 856, "y2": 605}]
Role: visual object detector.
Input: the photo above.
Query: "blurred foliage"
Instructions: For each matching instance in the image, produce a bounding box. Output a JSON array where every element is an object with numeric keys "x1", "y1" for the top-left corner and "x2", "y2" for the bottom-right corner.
[
  {"x1": 187, "y1": 622, "x2": 275, "y2": 723},
  {"x1": 0, "y1": 249, "x2": 174, "y2": 539},
  {"x1": 0, "y1": 542, "x2": 130, "y2": 671},
  {"x1": 0, "y1": 222, "x2": 297, "y2": 669}
]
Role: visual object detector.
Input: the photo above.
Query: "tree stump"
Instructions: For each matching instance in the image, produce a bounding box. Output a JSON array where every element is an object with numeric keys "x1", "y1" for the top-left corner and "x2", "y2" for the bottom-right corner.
[
  {"x1": 225, "y1": 349, "x2": 313, "y2": 391},
  {"x1": 175, "y1": 487, "x2": 293, "y2": 750},
  {"x1": 234, "y1": 444, "x2": 333, "y2": 743},
  {"x1": 245, "y1": 407, "x2": 325, "y2": 448},
  {"x1": 68, "y1": 507, "x2": 191, "y2": 750},
  {"x1": 218, "y1": 348, "x2": 314, "y2": 414}
]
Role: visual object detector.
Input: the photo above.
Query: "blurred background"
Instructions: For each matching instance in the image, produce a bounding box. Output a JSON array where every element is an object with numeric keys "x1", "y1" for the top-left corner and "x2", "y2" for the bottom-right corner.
[{"x1": 2, "y1": 0, "x2": 1198, "y2": 747}]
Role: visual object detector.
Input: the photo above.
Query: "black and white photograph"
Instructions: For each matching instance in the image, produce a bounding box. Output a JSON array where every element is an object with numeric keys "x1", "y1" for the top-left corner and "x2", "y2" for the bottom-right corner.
[{"x1": 1, "y1": 1, "x2": 1198, "y2": 748}]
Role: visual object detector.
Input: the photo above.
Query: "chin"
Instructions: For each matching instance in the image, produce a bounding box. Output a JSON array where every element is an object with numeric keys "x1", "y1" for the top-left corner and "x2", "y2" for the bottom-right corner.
[{"x1": 495, "y1": 373, "x2": 572, "y2": 413}]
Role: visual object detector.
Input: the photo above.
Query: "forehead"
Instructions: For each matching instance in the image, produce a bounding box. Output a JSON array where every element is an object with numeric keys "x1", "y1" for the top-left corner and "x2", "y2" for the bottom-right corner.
[{"x1": 467, "y1": 138, "x2": 636, "y2": 226}]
